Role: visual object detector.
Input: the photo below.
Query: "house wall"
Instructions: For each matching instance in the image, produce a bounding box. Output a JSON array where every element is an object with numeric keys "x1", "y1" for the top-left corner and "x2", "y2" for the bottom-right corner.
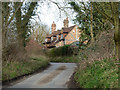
[
  {"x1": 65, "y1": 26, "x2": 80, "y2": 45},
  {"x1": 55, "y1": 40, "x2": 64, "y2": 47},
  {"x1": 47, "y1": 38, "x2": 51, "y2": 41},
  {"x1": 53, "y1": 36, "x2": 56, "y2": 40},
  {"x1": 45, "y1": 43, "x2": 49, "y2": 47},
  {"x1": 45, "y1": 25, "x2": 81, "y2": 48}
]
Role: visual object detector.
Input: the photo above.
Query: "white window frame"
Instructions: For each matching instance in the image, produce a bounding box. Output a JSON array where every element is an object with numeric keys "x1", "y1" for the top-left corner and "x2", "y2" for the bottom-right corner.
[{"x1": 51, "y1": 37, "x2": 53, "y2": 41}]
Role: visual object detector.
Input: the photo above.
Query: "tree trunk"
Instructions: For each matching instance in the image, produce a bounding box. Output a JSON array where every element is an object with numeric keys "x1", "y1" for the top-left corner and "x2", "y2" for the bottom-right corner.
[
  {"x1": 90, "y1": 2, "x2": 94, "y2": 43},
  {"x1": 22, "y1": 2, "x2": 37, "y2": 47},
  {"x1": 111, "y1": 2, "x2": 120, "y2": 60},
  {"x1": 14, "y1": 2, "x2": 23, "y2": 47},
  {"x1": 111, "y1": 2, "x2": 120, "y2": 88}
]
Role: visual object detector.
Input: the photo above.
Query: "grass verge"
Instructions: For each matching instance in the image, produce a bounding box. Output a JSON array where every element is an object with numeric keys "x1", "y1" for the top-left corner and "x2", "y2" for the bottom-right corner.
[
  {"x1": 2, "y1": 56, "x2": 49, "y2": 81},
  {"x1": 74, "y1": 57, "x2": 118, "y2": 88}
]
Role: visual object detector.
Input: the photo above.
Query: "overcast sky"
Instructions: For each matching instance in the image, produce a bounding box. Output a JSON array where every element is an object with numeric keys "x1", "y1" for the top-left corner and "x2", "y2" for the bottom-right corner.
[
  {"x1": 34, "y1": 0, "x2": 76, "y2": 32},
  {"x1": 31, "y1": 0, "x2": 120, "y2": 32}
]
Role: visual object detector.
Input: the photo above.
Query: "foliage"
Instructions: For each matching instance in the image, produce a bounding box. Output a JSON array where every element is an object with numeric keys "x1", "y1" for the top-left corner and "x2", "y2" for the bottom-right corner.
[
  {"x1": 74, "y1": 29, "x2": 116, "y2": 88},
  {"x1": 2, "y1": 2, "x2": 38, "y2": 62},
  {"x1": 69, "y1": 2, "x2": 107, "y2": 37},
  {"x1": 2, "y1": 2, "x2": 37, "y2": 47},
  {"x1": 47, "y1": 45, "x2": 79, "y2": 57},
  {"x1": 79, "y1": 32, "x2": 90, "y2": 49},
  {"x1": 69, "y1": 2, "x2": 114, "y2": 49},
  {"x1": 2, "y1": 36, "x2": 49, "y2": 81},
  {"x1": 93, "y1": 2, "x2": 120, "y2": 60},
  {"x1": 14, "y1": 2, "x2": 37, "y2": 47},
  {"x1": 49, "y1": 56, "x2": 79, "y2": 63},
  {"x1": 69, "y1": 1, "x2": 119, "y2": 60},
  {"x1": 2, "y1": 56, "x2": 49, "y2": 81},
  {"x1": 74, "y1": 57, "x2": 118, "y2": 88}
]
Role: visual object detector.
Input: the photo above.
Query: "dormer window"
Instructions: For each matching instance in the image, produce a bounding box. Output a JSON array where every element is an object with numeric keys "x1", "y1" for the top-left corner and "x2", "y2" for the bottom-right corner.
[
  {"x1": 51, "y1": 37, "x2": 53, "y2": 41},
  {"x1": 61, "y1": 34, "x2": 63, "y2": 39}
]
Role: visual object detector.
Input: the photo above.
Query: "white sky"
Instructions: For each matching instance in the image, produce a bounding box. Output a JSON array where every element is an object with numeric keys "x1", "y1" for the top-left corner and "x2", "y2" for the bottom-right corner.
[
  {"x1": 31, "y1": 0, "x2": 119, "y2": 33},
  {"x1": 34, "y1": 0, "x2": 76, "y2": 32}
]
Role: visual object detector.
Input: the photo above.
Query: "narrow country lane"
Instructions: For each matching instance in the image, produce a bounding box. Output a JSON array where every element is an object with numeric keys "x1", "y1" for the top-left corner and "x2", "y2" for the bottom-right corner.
[{"x1": 9, "y1": 63, "x2": 77, "y2": 88}]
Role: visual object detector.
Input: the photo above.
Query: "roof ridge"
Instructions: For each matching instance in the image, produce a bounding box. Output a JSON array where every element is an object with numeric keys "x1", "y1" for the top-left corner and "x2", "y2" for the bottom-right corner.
[
  {"x1": 46, "y1": 25, "x2": 76, "y2": 38},
  {"x1": 62, "y1": 25, "x2": 76, "y2": 29}
]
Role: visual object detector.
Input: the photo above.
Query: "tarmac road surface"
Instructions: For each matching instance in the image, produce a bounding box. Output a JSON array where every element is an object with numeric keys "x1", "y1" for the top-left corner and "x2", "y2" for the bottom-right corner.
[{"x1": 10, "y1": 63, "x2": 77, "y2": 88}]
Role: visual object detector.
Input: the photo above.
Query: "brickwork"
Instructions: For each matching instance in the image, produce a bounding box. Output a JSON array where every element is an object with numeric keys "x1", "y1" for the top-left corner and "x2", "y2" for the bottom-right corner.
[
  {"x1": 65, "y1": 26, "x2": 80, "y2": 45},
  {"x1": 51, "y1": 21, "x2": 56, "y2": 33},
  {"x1": 44, "y1": 18, "x2": 82, "y2": 48},
  {"x1": 55, "y1": 41, "x2": 64, "y2": 47}
]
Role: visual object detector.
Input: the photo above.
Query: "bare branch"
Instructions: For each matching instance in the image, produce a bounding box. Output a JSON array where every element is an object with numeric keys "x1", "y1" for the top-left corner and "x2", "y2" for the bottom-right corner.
[
  {"x1": 48, "y1": 0, "x2": 69, "y2": 17},
  {"x1": 31, "y1": 17, "x2": 47, "y2": 34},
  {"x1": 6, "y1": 1, "x2": 25, "y2": 28}
]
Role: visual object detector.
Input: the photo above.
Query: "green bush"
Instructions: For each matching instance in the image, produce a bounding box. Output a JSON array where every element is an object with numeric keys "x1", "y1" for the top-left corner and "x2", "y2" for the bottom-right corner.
[
  {"x1": 49, "y1": 56, "x2": 80, "y2": 63},
  {"x1": 47, "y1": 45, "x2": 78, "y2": 57},
  {"x1": 74, "y1": 57, "x2": 118, "y2": 88},
  {"x1": 2, "y1": 56, "x2": 49, "y2": 81}
]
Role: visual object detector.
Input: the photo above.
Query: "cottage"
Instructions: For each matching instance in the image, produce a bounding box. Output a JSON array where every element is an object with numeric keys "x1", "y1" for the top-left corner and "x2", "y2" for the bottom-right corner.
[{"x1": 43, "y1": 17, "x2": 82, "y2": 48}]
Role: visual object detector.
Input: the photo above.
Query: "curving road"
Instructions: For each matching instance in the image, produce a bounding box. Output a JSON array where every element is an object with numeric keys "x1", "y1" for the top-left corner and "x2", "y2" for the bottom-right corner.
[{"x1": 10, "y1": 63, "x2": 77, "y2": 88}]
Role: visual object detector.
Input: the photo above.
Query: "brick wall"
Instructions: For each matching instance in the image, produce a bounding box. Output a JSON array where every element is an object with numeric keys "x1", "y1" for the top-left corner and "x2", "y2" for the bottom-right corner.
[
  {"x1": 65, "y1": 26, "x2": 80, "y2": 45},
  {"x1": 55, "y1": 41, "x2": 64, "y2": 47}
]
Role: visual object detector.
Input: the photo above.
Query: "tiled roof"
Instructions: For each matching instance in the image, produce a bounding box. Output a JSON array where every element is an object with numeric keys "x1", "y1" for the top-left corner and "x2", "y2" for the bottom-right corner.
[
  {"x1": 46, "y1": 30, "x2": 61, "y2": 37},
  {"x1": 52, "y1": 30, "x2": 61, "y2": 36},
  {"x1": 63, "y1": 25, "x2": 76, "y2": 33},
  {"x1": 46, "y1": 25, "x2": 76, "y2": 38}
]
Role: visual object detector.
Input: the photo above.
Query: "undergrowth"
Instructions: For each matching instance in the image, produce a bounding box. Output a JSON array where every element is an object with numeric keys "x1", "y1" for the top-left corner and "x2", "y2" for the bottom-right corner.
[
  {"x1": 74, "y1": 29, "x2": 118, "y2": 88},
  {"x1": 75, "y1": 57, "x2": 118, "y2": 88},
  {"x1": 2, "y1": 56, "x2": 49, "y2": 81}
]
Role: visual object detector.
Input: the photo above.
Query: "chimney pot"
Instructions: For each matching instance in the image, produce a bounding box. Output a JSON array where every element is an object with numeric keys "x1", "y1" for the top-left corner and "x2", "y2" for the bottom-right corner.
[{"x1": 51, "y1": 21, "x2": 56, "y2": 33}]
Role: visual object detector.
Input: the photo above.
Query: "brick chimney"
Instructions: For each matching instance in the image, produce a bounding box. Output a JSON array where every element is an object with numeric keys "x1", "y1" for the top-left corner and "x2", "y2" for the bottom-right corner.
[
  {"x1": 63, "y1": 17, "x2": 69, "y2": 28},
  {"x1": 51, "y1": 21, "x2": 56, "y2": 33}
]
